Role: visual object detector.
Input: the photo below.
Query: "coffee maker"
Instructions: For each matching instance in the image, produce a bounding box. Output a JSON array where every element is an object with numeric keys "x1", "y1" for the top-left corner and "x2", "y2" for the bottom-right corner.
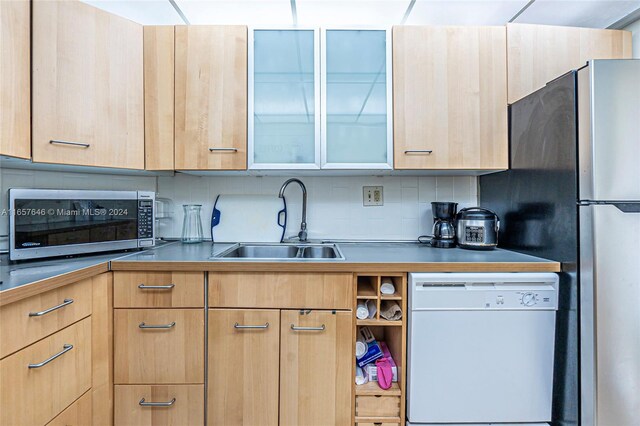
[{"x1": 430, "y1": 202, "x2": 457, "y2": 248}]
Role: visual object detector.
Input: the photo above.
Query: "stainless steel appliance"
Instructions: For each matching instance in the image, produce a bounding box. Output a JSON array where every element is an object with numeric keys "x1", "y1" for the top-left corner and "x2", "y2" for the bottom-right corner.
[
  {"x1": 456, "y1": 207, "x2": 499, "y2": 250},
  {"x1": 407, "y1": 272, "x2": 559, "y2": 425},
  {"x1": 9, "y1": 189, "x2": 155, "y2": 260},
  {"x1": 480, "y1": 59, "x2": 640, "y2": 426},
  {"x1": 430, "y1": 201, "x2": 457, "y2": 248}
]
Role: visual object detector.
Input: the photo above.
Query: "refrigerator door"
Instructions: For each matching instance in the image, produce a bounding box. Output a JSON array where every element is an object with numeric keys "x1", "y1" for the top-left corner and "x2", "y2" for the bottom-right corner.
[
  {"x1": 579, "y1": 60, "x2": 640, "y2": 202},
  {"x1": 580, "y1": 203, "x2": 640, "y2": 426}
]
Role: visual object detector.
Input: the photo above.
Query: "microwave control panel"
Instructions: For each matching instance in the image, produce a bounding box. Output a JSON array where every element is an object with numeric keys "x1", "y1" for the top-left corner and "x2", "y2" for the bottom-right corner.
[{"x1": 138, "y1": 200, "x2": 154, "y2": 239}]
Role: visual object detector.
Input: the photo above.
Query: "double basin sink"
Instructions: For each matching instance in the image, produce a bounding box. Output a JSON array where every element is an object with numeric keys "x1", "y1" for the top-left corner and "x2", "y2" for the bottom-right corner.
[{"x1": 211, "y1": 243, "x2": 344, "y2": 261}]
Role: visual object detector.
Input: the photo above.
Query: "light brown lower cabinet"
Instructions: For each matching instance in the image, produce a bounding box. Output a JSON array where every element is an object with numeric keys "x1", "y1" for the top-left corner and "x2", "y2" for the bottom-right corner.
[
  {"x1": 115, "y1": 384, "x2": 204, "y2": 425},
  {"x1": 114, "y1": 309, "x2": 205, "y2": 384},
  {"x1": 0, "y1": 317, "x2": 92, "y2": 426},
  {"x1": 47, "y1": 390, "x2": 93, "y2": 426},
  {"x1": 279, "y1": 310, "x2": 353, "y2": 426},
  {"x1": 208, "y1": 309, "x2": 280, "y2": 426},
  {"x1": 207, "y1": 309, "x2": 353, "y2": 426}
]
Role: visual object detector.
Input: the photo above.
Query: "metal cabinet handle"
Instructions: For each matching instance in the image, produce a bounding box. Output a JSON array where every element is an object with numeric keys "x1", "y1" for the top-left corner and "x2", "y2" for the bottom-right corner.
[
  {"x1": 28, "y1": 344, "x2": 73, "y2": 368},
  {"x1": 50, "y1": 140, "x2": 90, "y2": 148},
  {"x1": 290, "y1": 324, "x2": 325, "y2": 331},
  {"x1": 29, "y1": 299, "x2": 74, "y2": 317},
  {"x1": 209, "y1": 148, "x2": 238, "y2": 152},
  {"x1": 404, "y1": 150, "x2": 432, "y2": 154},
  {"x1": 139, "y1": 321, "x2": 176, "y2": 329},
  {"x1": 234, "y1": 322, "x2": 269, "y2": 329},
  {"x1": 138, "y1": 284, "x2": 175, "y2": 290},
  {"x1": 139, "y1": 398, "x2": 176, "y2": 407}
]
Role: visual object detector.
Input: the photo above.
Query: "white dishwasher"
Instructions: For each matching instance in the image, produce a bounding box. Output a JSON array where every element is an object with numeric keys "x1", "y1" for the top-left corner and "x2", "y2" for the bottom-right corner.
[{"x1": 407, "y1": 272, "x2": 559, "y2": 425}]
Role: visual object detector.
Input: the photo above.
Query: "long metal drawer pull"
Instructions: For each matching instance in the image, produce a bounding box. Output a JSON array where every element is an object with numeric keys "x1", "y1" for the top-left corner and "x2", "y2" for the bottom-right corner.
[
  {"x1": 138, "y1": 284, "x2": 175, "y2": 290},
  {"x1": 29, "y1": 298, "x2": 74, "y2": 317},
  {"x1": 139, "y1": 398, "x2": 176, "y2": 407},
  {"x1": 234, "y1": 322, "x2": 269, "y2": 329},
  {"x1": 290, "y1": 324, "x2": 325, "y2": 331},
  {"x1": 50, "y1": 140, "x2": 90, "y2": 148},
  {"x1": 28, "y1": 344, "x2": 73, "y2": 369},
  {"x1": 139, "y1": 321, "x2": 176, "y2": 329},
  {"x1": 404, "y1": 150, "x2": 432, "y2": 154},
  {"x1": 209, "y1": 148, "x2": 238, "y2": 152}
]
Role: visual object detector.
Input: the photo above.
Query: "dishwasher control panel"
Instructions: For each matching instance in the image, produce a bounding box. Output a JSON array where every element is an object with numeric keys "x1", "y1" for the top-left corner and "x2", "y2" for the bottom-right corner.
[{"x1": 409, "y1": 272, "x2": 559, "y2": 310}]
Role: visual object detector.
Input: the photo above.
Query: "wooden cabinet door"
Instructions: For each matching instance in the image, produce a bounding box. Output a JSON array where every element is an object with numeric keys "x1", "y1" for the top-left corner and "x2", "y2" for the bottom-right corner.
[
  {"x1": 114, "y1": 309, "x2": 204, "y2": 384},
  {"x1": 144, "y1": 25, "x2": 175, "y2": 171},
  {"x1": 32, "y1": 0, "x2": 144, "y2": 169},
  {"x1": 208, "y1": 309, "x2": 280, "y2": 426},
  {"x1": 0, "y1": 318, "x2": 92, "y2": 426},
  {"x1": 175, "y1": 25, "x2": 247, "y2": 170},
  {"x1": 280, "y1": 310, "x2": 352, "y2": 426},
  {"x1": 393, "y1": 26, "x2": 508, "y2": 170},
  {"x1": 115, "y1": 385, "x2": 204, "y2": 426},
  {"x1": 0, "y1": 0, "x2": 30, "y2": 159},
  {"x1": 507, "y1": 23, "x2": 632, "y2": 103}
]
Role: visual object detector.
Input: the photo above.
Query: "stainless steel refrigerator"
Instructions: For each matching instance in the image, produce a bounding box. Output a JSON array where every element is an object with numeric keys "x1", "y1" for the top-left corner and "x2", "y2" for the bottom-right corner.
[{"x1": 480, "y1": 59, "x2": 640, "y2": 426}]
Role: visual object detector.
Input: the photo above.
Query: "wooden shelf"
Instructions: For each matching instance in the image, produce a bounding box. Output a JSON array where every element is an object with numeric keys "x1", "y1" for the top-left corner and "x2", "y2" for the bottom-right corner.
[
  {"x1": 356, "y1": 319, "x2": 402, "y2": 327},
  {"x1": 380, "y1": 294, "x2": 402, "y2": 300},
  {"x1": 355, "y1": 381, "x2": 401, "y2": 396}
]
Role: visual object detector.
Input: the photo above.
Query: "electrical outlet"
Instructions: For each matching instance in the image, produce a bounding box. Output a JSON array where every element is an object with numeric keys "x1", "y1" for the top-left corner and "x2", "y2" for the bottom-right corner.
[{"x1": 363, "y1": 186, "x2": 383, "y2": 206}]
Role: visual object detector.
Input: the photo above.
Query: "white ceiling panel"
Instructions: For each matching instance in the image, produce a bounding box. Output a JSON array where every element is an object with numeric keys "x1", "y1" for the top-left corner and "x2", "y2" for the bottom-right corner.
[
  {"x1": 513, "y1": 0, "x2": 640, "y2": 28},
  {"x1": 296, "y1": 0, "x2": 411, "y2": 26},
  {"x1": 81, "y1": 0, "x2": 185, "y2": 25},
  {"x1": 405, "y1": 0, "x2": 530, "y2": 25},
  {"x1": 176, "y1": 0, "x2": 293, "y2": 25}
]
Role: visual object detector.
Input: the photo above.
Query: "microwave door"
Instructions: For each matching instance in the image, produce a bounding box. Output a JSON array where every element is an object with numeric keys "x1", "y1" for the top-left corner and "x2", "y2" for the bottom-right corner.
[{"x1": 8, "y1": 189, "x2": 147, "y2": 260}]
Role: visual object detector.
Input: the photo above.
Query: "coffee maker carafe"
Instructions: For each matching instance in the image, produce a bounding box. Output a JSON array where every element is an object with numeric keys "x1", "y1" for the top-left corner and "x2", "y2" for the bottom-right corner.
[{"x1": 430, "y1": 202, "x2": 457, "y2": 248}]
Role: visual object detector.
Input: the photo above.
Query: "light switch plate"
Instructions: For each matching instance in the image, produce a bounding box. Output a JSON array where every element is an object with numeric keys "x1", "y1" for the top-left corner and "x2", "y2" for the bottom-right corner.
[{"x1": 363, "y1": 186, "x2": 383, "y2": 206}]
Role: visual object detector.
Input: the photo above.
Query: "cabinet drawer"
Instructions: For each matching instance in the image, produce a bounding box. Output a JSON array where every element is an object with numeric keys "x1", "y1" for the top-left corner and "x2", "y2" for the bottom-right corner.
[
  {"x1": 114, "y1": 309, "x2": 204, "y2": 384},
  {"x1": 115, "y1": 384, "x2": 204, "y2": 426},
  {"x1": 356, "y1": 396, "x2": 401, "y2": 418},
  {"x1": 0, "y1": 277, "x2": 92, "y2": 358},
  {"x1": 47, "y1": 391, "x2": 92, "y2": 426},
  {"x1": 0, "y1": 318, "x2": 92, "y2": 426},
  {"x1": 114, "y1": 272, "x2": 204, "y2": 308},
  {"x1": 209, "y1": 272, "x2": 353, "y2": 309}
]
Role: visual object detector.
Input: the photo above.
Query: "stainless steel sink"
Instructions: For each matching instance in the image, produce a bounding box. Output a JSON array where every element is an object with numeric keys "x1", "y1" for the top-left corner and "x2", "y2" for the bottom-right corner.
[{"x1": 210, "y1": 243, "x2": 344, "y2": 261}]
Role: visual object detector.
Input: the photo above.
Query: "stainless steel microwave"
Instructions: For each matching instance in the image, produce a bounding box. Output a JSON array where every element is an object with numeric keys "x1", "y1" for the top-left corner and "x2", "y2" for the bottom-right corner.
[{"x1": 9, "y1": 189, "x2": 155, "y2": 260}]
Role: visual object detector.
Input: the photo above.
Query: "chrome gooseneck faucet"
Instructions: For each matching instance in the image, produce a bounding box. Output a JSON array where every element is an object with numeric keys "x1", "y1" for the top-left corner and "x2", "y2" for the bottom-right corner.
[{"x1": 278, "y1": 178, "x2": 307, "y2": 242}]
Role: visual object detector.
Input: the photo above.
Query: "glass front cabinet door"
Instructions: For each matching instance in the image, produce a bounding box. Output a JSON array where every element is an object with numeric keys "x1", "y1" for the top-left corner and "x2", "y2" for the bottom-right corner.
[
  {"x1": 249, "y1": 29, "x2": 321, "y2": 169},
  {"x1": 249, "y1": 28, "x2": 392, "y2": 170},
  {"x1": 322, "y1": 29, "x2": 392, "y2": 169}
]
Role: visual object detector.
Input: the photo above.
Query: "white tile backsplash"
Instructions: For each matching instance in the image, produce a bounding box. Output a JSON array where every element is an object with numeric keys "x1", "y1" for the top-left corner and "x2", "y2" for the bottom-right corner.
[
  {"x1": 157, "y1": 175, "x2": 479, "y2": 241},
  {"x1": 0, "y1": 166, "x2": 479, "y2": 249}
]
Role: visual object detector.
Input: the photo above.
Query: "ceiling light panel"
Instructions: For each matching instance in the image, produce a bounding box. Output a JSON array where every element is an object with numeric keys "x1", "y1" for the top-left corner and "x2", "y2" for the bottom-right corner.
[
  {"x1": 175, "y1": 0, "x2": 293, "y2": 25},
  {"x1": 296, "y1": 0, "x2": 411, "y2": 26},
  {"x1": 81, "y1": 0, "x2": 185, "y2": 25},
  {"x1": 513, "y1": 0, "x2": 640, "y2": 28},
  {"x1": 405, "y1": 0, "x2": 530, "y2": 25}
]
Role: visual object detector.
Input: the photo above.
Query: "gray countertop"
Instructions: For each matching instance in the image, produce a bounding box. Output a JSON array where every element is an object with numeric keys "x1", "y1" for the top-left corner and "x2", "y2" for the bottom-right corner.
[
  {"x1": 113, "y1": 241, "x2": 554, "y2": 265},
  {"x1": 1, "y1": 241, "x2": 558, "y2": 298}
]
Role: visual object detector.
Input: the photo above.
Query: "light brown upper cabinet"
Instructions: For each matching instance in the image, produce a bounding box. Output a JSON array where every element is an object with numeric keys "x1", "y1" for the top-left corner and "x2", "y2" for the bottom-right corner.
[
  {"x1": 144, "y1": 26, "x2": 175, "y2": 171},
  {"x1": 0, "y1": 0, "x2": 30, "y2": 159},
  {"x1": 507, "y1": 23, "x2": 632, "y2": 103},
  {"x1": 175, "y1": 25, "x2": 248, "y2": 170},
  {"x1": 393, "y1": 26, "x2": 508, "y2": 170},
  {"x1": 32, "y1": 0, "x2": 144, "y2": 169}
]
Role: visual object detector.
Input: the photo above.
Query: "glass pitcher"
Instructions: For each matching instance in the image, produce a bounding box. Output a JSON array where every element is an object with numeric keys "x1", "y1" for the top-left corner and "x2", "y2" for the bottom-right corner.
[{"x1": 181, "y1": 204, "x2": 204, "y2": 244}]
